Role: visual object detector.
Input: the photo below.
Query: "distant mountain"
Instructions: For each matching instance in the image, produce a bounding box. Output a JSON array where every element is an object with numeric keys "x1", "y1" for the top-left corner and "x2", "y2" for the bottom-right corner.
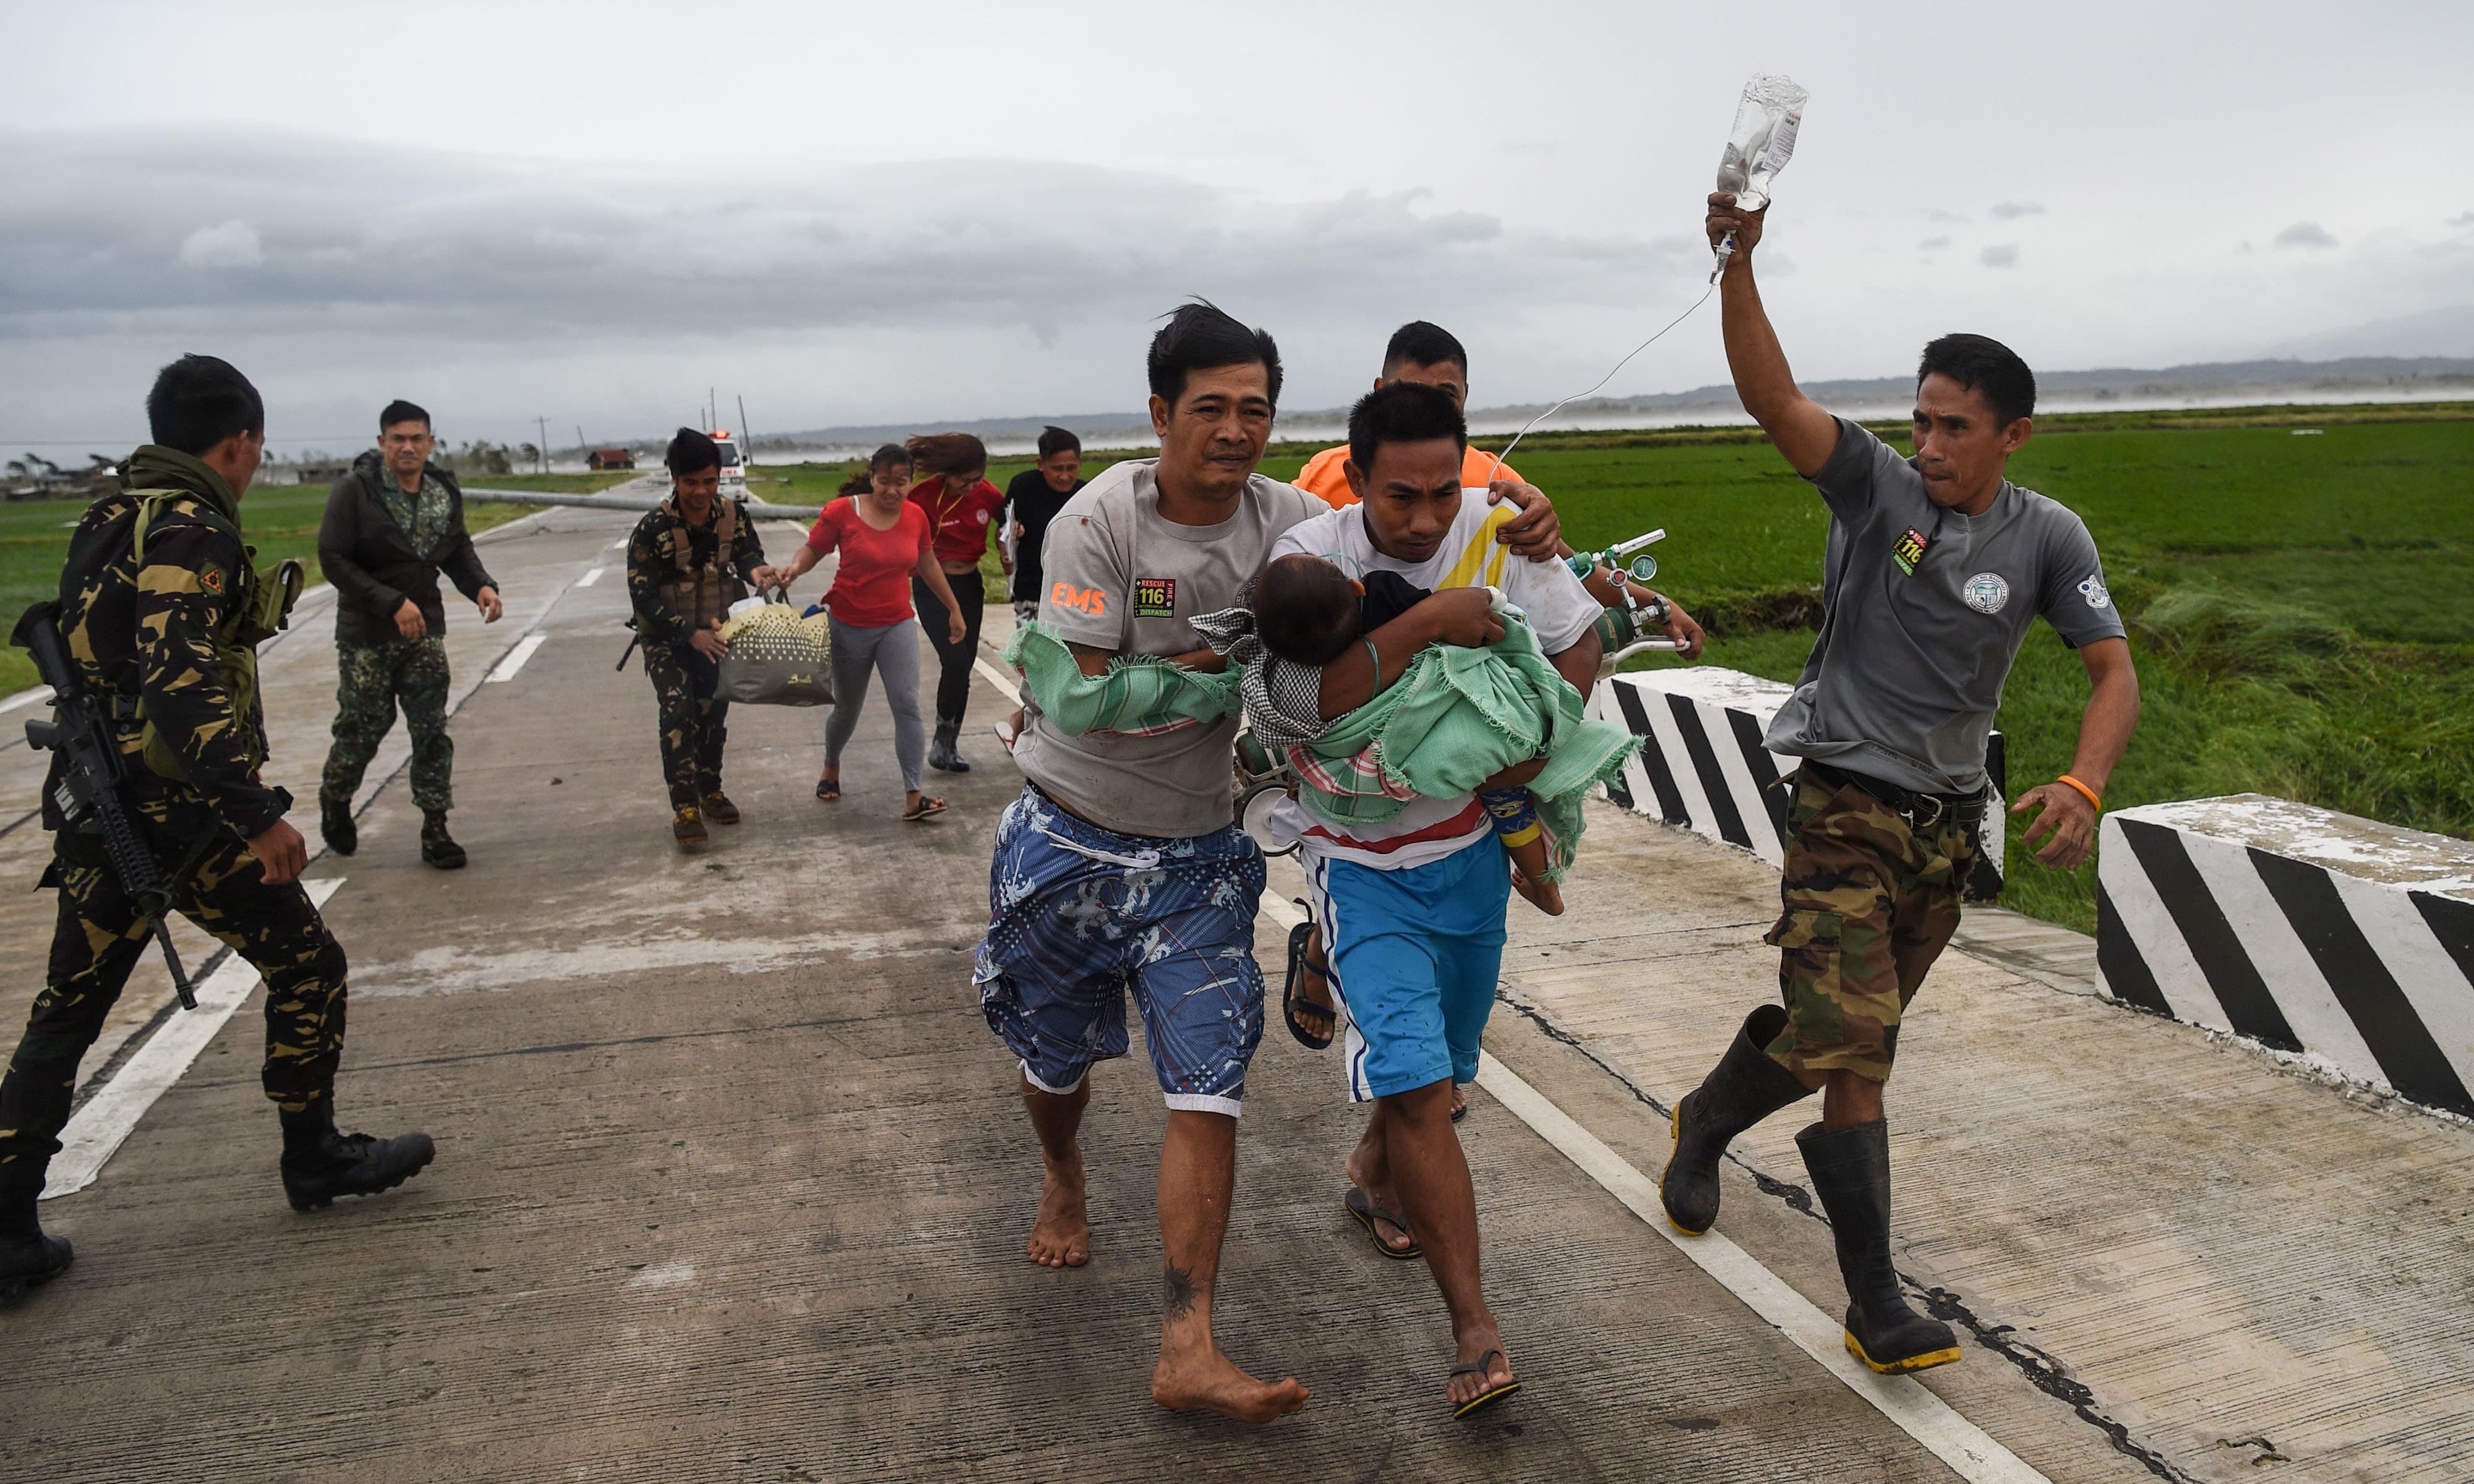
[
  {"x1": 743, "y1": 354, "x2": 2474, "y2": 454},
  {"x1": 2264, "y1": 307, "x2": 2474, "y2": 360}
]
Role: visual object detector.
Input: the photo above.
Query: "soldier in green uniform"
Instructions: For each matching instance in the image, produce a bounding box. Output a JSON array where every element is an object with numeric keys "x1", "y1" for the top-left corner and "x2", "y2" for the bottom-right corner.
[
  {"x1": 1658, "y1": 192, "x2": 2142, "y2": 1376},
  {"x1": 625, "y1": 428, "x2": 779, "y2": 850},
  {"x1": 0, "y1": 356, "x2": 435, "y2": 1300},
  {"x1": 315, "y1": 399, "x2": 503, "y2": 868}
]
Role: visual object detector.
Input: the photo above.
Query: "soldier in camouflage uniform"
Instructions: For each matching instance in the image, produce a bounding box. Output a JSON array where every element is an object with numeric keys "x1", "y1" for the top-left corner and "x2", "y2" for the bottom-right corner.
[
  {"x1": 1657, "y1": 194, "x2": 2141, "y2": 1376},
  {"x1": 1, "y1": 357, "x2": 435, "y2": 1301},
  {"x1": 625, "y1": 428, "x2": 779, "y2": 850},
  {"x1": 316, "y1": 399, "x2": 502, "y2": 869}
]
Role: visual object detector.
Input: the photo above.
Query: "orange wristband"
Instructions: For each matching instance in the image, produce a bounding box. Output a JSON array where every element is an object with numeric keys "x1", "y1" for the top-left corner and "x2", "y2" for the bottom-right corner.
[{"x1": 2056, "y1": 775, "x2": 2102, "y2": 812}]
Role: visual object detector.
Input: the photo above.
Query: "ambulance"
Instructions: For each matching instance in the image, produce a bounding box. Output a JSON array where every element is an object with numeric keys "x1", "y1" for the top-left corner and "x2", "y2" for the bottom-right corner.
[{"x1": 708, "y1": 430, "x2": 748, "y2": 497}]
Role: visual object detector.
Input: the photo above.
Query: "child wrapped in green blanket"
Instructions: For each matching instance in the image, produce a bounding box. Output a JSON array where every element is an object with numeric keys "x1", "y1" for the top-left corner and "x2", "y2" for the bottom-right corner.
[{"x1": 1215, "y1": 553, "x2": 1641, "y2": 913}]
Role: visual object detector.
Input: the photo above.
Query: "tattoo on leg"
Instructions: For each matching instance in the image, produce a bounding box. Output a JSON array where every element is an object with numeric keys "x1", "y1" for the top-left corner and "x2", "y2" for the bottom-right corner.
[{"x1": 1162, "y1": 1262, "x2": 1198, "y2": 1321}]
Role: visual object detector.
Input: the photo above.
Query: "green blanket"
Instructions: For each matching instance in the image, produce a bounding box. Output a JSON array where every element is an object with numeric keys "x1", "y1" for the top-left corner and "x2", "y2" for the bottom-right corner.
[
  {"x1": 1291, "y1": 622, "x2": 1640, "y2": 882},
  {"x1": 1008, "y1": 621, "x2": 1241, "y2": 736}
]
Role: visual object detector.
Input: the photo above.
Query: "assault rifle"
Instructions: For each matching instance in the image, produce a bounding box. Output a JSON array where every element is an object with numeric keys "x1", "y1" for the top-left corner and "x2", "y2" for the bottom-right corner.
[{"x1": 12, "y1": 602, "x2": 200, "y2": 1009}]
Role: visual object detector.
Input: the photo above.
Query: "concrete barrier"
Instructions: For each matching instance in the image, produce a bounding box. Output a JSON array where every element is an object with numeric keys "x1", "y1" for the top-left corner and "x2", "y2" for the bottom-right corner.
[
  {"x1": 2097, "y1": 794, "x2": 2474, "y2": 1116},
  {"x1": 1587, "y1": 667, "x2": 2007, "y2": 900}
]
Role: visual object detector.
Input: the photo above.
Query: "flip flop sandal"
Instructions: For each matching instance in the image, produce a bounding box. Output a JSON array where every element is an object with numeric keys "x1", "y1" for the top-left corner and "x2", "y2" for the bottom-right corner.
[
  {"x1": 904, "y1": 796, "x2": 948, "y2": 822},
  {"x1": 815, "y1": 780, "x2": 841, "y2": 802},
  {"x1": 1452, "y1": 1088, "x2": 1469, "y2": 1124},
  {"x1": 1344, "y1": 1185, "x2": 1421, "y2": 1261},
  {"x1": 1450, "y1": 1349, "x2": 1521, "y2": 1419},
  {"x1": 1282, "y1": 922, "x2": 1337, "y2": 1051},
  {"x1": 992, "y1": 719, "x2": 1021, "y2": 753}
]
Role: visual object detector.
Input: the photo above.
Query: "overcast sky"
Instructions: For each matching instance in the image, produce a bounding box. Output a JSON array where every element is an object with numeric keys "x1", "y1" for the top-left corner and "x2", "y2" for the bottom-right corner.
[{"x1": 4, "y1": 0, "x2": 2469, "y2": 454}]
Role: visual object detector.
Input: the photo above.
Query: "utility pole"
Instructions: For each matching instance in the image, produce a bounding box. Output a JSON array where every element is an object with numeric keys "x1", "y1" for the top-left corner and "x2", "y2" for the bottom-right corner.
[
  {"x1": 535, "y1": 416, "x2": 549, "y2": 474},
  {"x1": 737, "y1": 395, "x2": 755, "y2": 458},
  {"x1": 576, "y1": 424, "x2": 587, "y2": 463},
  {"x1": 708, "y1": 387, "x2": 717, "y2": 432}
]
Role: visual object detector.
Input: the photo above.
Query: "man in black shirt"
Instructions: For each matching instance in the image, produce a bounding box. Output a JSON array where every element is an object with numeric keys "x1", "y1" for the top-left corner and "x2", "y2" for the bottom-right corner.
[
  {"x1": 1003, "y1": 425, "x2": 1086, "y2": 625},
  {"x1": 997, "y1": 426, "x2": 1087, "y2": 747}
]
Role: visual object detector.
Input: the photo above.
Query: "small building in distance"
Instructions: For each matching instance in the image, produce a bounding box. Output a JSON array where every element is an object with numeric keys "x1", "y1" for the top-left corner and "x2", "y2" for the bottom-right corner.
[
  {"x1": 296, "y1": 459, "x2": 349, "y2": 485},
  {"x1": 588, "y1": 448, "x2": 636, "y2": 471}
]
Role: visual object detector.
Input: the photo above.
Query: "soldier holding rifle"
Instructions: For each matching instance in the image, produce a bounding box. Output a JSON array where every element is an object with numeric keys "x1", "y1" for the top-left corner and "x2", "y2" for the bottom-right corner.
[{"x1": 0, "y1": 356, "x2": 435, "y2": 1301}]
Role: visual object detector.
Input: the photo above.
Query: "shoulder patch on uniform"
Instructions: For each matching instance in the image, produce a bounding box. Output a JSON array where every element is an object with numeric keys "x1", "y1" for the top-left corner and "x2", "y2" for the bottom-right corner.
[
  {"x1": 199, "y1": 566, "x2": 225, "y2": 595},
  {"x1": 2078, "y1": 573, "x2": 2112, "y2": 609}
]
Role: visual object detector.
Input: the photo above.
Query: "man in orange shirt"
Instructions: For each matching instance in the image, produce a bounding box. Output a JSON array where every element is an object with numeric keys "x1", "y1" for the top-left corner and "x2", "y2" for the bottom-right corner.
[{"x1": 1292, "y1": 323, "x2": 1522, "y2": 508}]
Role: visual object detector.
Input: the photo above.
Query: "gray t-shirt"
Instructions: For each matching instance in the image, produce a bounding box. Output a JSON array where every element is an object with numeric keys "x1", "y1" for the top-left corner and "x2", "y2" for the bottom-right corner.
[
  {"x1": 1014, "y1": 458, "x2": 1324, "y2": 838},
  {"x1": 1765, "y1": 419, "x2": 2127, "y2": 795}
]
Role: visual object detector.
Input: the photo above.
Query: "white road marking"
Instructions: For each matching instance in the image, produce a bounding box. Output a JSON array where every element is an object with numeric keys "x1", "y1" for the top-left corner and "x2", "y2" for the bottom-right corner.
[
  {"x1": 485, "y1": 633, "x2": 550, "y2": 683},
  {"x1": 970, "y1": 626, "x2": 2037, "y2": 1475},
  {"x1": 0, "y1": 684, "x2": 55, "y2": 714},
  {"x1": 45, "y1": 878, "x2": 348, "y2": 1200},
  {"x1": 609, "y1": 537, "x2": 628, "y2": 550},
  {"x1": 972, "y1": 655, "x2": 1020, "y2": 700},
  {"x1": 1475, "y1": 1051, "x2": 2049, "y2": 1484},
  {"x1": 576, "y1": 566, "x2": 606, "y2": 587}
]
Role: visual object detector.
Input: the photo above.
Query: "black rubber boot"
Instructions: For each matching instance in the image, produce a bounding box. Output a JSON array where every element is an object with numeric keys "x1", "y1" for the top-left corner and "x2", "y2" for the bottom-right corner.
[
  {"x1": 0, "y1": 1162, "x2": 72, "y2": 1300},
  {"x1": 320, "y1": 793, "x2": 357, "y2": 857},
  {"x1": 419, "y1": 811, "x2": 466, "y2": 870},
  {"x1": 927, "y1": 722, "x2": 970, "y2": 774},
  {"x1": 1659, "y1": 1005, "x2": 1813, "y2": 1235},
  {"x1": 1797, "y1": 1118, "x2": 1961, "y2": 1375},
  {"x1": 280, "y1": 1104, "x2": 437, "y2": 1213}
]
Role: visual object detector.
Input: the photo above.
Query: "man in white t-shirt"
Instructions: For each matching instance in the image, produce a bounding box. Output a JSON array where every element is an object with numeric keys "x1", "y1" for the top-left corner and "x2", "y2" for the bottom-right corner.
[{"x1": 1267, "y1": 382, "x2": 1605, "y2": 1417}]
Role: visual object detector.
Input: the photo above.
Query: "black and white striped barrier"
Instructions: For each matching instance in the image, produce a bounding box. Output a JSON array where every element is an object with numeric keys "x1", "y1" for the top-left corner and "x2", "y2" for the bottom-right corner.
[
  {"x1": 2096, "y1": 795, "x2": 2474, "y2": 1117},
  {"x1": 1586, "y1": 668, "x2": 2008, "y2": 900}
]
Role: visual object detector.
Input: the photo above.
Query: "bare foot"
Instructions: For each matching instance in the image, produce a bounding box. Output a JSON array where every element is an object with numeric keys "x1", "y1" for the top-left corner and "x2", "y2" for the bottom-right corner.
[
  {"x1": 1025, "y1": 1148, "x2": 1090, "y2": 1268},
  {"x1": 1152, "y1": 1340, "x2": 1311, "y2": 1423},
  {"x1": 1343, "y1": 1148, "x2": 1415, "y2": 1256},
  {"x1": 1447, "y1": 1321, "x2": 1516, "y2": 1410},
  {"x1": 1510, "y1": 865, "x2": 1564, "y2": 916},
  {"x1": 1450, "y1": 1084, "x2": 1467, "y2": 1120}
]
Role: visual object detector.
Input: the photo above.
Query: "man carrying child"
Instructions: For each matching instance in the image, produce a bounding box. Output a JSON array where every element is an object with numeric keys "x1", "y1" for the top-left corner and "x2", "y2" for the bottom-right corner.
[{"x1": 1251, "y1": 382, "x2": 1613, "y2": 1417}]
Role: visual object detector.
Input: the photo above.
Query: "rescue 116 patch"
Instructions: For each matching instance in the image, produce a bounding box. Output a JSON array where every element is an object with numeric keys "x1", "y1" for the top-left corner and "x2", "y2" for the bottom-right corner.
[
  {"x1": 1133, "y1": 577, "x2": 1176, "y2": 618},
  {"x1": 1891, "y1": 526, "x2": 1928, "y2": 576}
]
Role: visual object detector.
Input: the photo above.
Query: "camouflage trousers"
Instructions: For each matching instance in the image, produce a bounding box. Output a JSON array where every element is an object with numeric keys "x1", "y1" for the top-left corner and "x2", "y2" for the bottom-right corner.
[
  {"x1": 0, "y1": 803, "x2": 349, "y2": 1179},
  {"x1": 1763, "y1": 765, "x2": 1978, "y2": 1084},
  {"x1": 322, "y1": 636, "x2": 454, "y2": 815},
  {"x1": 643, "y1": 639, "x2": 727, "y2": 808}
]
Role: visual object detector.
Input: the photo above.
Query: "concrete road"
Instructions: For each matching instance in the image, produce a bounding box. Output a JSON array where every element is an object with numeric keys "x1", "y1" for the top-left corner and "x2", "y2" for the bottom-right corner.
[{"x1": 0, "y1": 502, "x2": 2463, "y2": 1482}]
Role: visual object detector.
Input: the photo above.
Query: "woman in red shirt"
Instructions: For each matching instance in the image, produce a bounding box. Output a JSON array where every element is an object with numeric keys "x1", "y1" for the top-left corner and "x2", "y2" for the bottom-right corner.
[
  {"x1": 904, "y1": 433, "x2": 1008, "y2": 774},
  {"x1": 775, "y1": 444, "x2": 967, "y2": 821}
]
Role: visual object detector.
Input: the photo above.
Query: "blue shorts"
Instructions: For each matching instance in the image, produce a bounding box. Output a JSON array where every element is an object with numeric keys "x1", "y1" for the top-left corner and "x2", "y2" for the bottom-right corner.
[
  {"x1": 1307, "y1": 838, "x2": 1512, "y2": 1103},
  {"x1": 977, "y1": 785, "x2": 1267, "y2": 1117}
]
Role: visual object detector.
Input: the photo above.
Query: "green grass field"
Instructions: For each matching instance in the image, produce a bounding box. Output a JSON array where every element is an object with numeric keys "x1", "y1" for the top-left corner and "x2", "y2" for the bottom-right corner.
[
  {"x1": 0, "y1": 468, "x2": 631, "y2": 696},
  {"x1": 763, "y1": 405, "x2": 2474, "y2": 933}
]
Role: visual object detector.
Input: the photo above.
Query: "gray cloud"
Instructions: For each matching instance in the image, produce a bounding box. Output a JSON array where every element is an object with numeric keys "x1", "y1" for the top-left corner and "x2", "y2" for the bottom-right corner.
[
  {"x1": 1980, "y1": 244, "x2": 2019, "y2": 268},
  {"x1": 2450, "y1": 211, "x2": 2474, "y2": 228},
  {"x1": 1, "y1": 129, "x2": 1707, "y2": 443},
  {"x1": 1925, "y1": 208, "x2": 1971, "y2": 224},
  {"x1": 1919, "y1": 236, "x2": 1952, "y2": 251},
  {"x1": 2275, "y1": 221, "x2": 2339, "y2": 250},
  {"x1": 1990, "y1": 201, "x2": 2047, "y2": 220}
]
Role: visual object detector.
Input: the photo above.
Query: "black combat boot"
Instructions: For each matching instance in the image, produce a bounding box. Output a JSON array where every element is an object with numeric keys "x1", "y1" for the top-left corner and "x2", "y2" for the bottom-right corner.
[
  {"x1": 928, "y1": 722, "x2": 970, "y2": 774},
  {"x1": 280, "y1": 1103, "x2": 437, "y2": 1213},
  {"x1": 1659, "y1": 1005, "x2": 1813, "y2": 1235},
  {"x1": 1797, "y1": 1118, "x2": 1961, "y2": 1375},
  {"x1": 0, "y1": 1161, "x2": 72, "y2": 1300},
  {"x1": 700, "y1": 791, "x2": 740, "y2": 826},
  {"x1": 320, "y1": 793, "x2": 357, "y2": 857},
  {"x1": 419, "y1": 811, "x2": 466, "y2": 870}
]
